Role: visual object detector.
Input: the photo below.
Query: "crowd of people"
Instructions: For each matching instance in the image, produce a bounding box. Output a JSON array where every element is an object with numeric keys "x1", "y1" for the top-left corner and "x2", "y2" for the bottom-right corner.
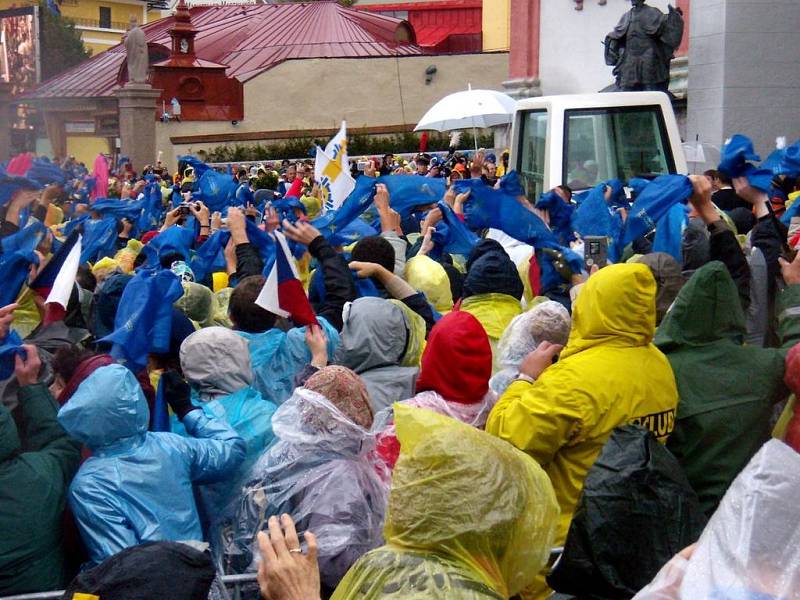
[{"x1": 1, "y1": 137, "x2": 800, "y2": 600}]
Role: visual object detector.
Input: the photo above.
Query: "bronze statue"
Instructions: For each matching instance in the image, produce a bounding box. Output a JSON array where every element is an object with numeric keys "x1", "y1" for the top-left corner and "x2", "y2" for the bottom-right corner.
[
  {"x1": 124, "y1": 16, "x2": 149, "y2": 84},
  {"x1": 604, "y1": 1, "x2": 684, "y2": 93}
]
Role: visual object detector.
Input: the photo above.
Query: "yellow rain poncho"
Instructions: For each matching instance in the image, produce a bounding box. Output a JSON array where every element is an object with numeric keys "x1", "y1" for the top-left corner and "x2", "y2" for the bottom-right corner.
[
  {"x1": 91, "y1": 257, "x2": 121, "y2": 283},
  {"x1": 460, "y1": 293, "x2": 522, "y2": 372},
  {"x1": 487, "y1": 263, "x2": 678, "y2": 546},
  {"x1": 113, "y1": 239, "x2": 143, "y2": 273},
  {"x1": 404, "y1": 255, "x2": 453, "y2": 314},
  {"x1": 388, "y1": 299, "x2": 426, "y2": 367},
  {"x1": 332, "y1": 405, "x2": 558, "y2": 600}
]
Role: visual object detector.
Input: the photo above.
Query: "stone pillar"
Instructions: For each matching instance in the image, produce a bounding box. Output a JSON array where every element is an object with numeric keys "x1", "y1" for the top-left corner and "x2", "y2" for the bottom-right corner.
[
  {"x1": 687, "y1": 0, "x2": 800, "y2": 154},
  {"x1": 115, "y1": 82, "x2": 161, "y2": 173},
  {"x1": 502, "y1": 0, "x2": 542, "y2": 99},
  {"x1": 0, "y1": 82, "x2": 12, "y2": 162}
]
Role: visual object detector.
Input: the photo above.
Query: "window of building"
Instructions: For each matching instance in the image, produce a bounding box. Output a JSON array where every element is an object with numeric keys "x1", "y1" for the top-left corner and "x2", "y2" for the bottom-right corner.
[{"x1": 99, "y1": 6, "x2": 111, "y2": 29}]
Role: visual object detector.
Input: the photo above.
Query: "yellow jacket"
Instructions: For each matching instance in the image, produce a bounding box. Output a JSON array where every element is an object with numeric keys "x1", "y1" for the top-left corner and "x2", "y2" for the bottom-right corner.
[
  {"x1": 460, "y1": 292, "x2": 522, "y2": 372},
  {"x1": 486, "y1": 264, "x2": 678, "y2": 545}
]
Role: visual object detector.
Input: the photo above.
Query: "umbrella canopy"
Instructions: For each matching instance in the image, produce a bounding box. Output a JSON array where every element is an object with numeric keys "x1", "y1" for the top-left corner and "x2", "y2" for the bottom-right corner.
[{"x1": 414, "y1": 89, "x2": 517, "y2": 132}]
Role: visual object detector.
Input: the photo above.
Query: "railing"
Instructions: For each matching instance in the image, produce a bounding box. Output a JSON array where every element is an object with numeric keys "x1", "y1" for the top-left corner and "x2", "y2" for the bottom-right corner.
[
  {"x1": 0, "y1": 549, "x2": 565, "y2": 600},
  {"x1": 71, "y1": 17, "x2": 129, "y2": 30}
]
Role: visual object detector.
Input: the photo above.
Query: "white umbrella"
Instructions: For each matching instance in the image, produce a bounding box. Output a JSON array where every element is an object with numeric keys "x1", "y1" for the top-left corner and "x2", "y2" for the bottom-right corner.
[{"x1": 414, "y1": 87, "x2": 517, "y2": 150}]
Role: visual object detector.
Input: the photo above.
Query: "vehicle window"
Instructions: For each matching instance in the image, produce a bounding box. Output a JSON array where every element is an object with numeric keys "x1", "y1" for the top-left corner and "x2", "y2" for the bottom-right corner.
[
  {"x1": 516, "y1": 109, "x2": 548, "y2": 202},
  {"x1": 563, "y1": 106, "x2": 674, "y2": 190}
]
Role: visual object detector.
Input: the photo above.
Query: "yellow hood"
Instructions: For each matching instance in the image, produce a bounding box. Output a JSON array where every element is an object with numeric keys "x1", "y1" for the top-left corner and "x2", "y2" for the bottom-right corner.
[
  {"x1": 561, "y1": 263, "x2": 656, "y2": 360},
  {"x1": 405, "y1": 255, "x2": 453, "y2": 314}
]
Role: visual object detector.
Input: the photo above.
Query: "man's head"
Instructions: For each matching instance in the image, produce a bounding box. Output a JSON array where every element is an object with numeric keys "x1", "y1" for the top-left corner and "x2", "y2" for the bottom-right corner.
[
  {"x1": 416, "y1": 155, "x2": 430, "y2": 175},
  {"x1": 631, "y1": 0, "x2": 645, "y2": 6},
  {"x1": 486, "y1": 162, "x2": 497, "y2": 179},
  {"x1": 286, "y1": 164, "x2": 297, "y2": 182},
  {"x1": 351, "y1": 236, "x2": 396, "y2": 274},
  {"x1": 229, "y1": 275, "x2": 277, "y2": 333}
]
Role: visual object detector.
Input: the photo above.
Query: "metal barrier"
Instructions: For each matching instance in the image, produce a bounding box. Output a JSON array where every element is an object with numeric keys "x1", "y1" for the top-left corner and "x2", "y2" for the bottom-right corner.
[{"x1": 1, "y1": 551, "x2": 564, "y2": 600}]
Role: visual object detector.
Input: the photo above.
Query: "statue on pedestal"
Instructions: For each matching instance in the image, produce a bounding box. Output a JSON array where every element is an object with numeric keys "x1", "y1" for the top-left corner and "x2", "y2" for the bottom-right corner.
[
  {"x1": 604, "y1": 1, "x2": 684, "y2": 93},
  {"x1": 124, "y1": 15, "x2": 149, "y2": 85}
]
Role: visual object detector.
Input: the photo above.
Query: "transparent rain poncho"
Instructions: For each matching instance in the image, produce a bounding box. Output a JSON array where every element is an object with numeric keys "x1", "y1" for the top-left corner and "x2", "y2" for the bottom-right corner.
[
  {"x1": 634, "y1": 439, "x2": 800, "y2": 600},
  {"x1": 489, "y1": 301, "x2": 571, "y2": 396},
  {"x1": 217, "y1": 388, "x2": 388, "y2": 591},
  {"x1": 333, "y1": 405, "x2": 559, "y2": 600}
]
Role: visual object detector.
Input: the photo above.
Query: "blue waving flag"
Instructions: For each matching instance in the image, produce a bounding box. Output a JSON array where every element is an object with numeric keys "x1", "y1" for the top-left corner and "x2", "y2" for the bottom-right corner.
[
  {"x1": 0, "y1": 330, "x2": 24, "y2": 380},
  {"x1": 80, "y1": 218, "x2": 118, "y2": 264},
  {"x1": 137, "y1": 183, "x2": 164, "y2": 233},
  {"x1": 762, "y1": 140, "x2": 800, "y2": 178},
  {"x1": 0, "y1": 175, "x2": 40, "y2": 208},
  {"x1": 178, "y1": 155, "x2": 212, "y2": 179},
  {"x1": 99, "y1": 268, "x2": 184, "y2": 371},
  {"x1": 190, "y1": 229, "x2": 231, "y2": 282},
  {"x1": 1, "y1": 221, "x2": 47, "y2": 255},
  {"x1": 147, "y1": 225, "x2": 195, "y2": 262},
  {"x1": 572, "y1": 184, "x2": 613, "y2": 239},
  {"x1": 195, "y1": 168, "x2": 236, "y2": 212},
  {"x1": 618, "y1": 174, "x2": 693, "y2": 256},
  {"x1": 435, "y1": 201, "x2": 480, "y2": 256},
  {"x1": 536, "y1": 189, "x2": 576, "y2": 245},
  {"x1": 652, "y1": 202, "x2": 689, "y2": 263},
  {"x1": 311, "y1": 175, "x2": 378, "y2": 241},
  {"x1": 26, "y1": 158, "x2": 66, "y2": 186},
  {"x1": 453, "y1": 171, "x2": 560, "y2": 251},
  {"x1": 329, "y1": 218, "x2": 378, "y2": 247},
  {"x1": 718, "y1": 134, "x2": 773, "y2": 192},
  {"x1": 91, "y1": 197, "x2": 144, "y2": 221}
]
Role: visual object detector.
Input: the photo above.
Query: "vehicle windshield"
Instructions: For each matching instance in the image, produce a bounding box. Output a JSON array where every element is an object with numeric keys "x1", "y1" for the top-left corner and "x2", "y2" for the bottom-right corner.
[{"x1": 563, "y1": 105, "x2": 675, "y2": 190}]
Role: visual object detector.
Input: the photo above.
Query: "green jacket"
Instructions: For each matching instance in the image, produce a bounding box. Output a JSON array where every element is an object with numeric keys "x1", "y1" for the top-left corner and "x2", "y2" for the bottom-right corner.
[
  {"x1": 0, "y1": 383, "x2": 81, "y2": 594},
  {"x1": 654, "y1": 262, "x2": 800, "y2": 516}
]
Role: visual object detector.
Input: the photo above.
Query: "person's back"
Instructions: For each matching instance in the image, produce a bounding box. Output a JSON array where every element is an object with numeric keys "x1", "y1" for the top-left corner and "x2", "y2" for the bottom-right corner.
[
  {"x1": 0, "y1": 348, "x2": 80, "y2": 594},
  {"x1": 332, "y1": 405, "x2": 559, "y2": 600},
  {"x1": 655, "y1": 261, "x2": 800, "y2": 516},
  {"x1": 58, "y1": 364, "x2": 246, "y2": 565},
  {"x1": 487, "y1": 263, "x2": 678, "y2": 546},
  {"x1": 458, "y1": 239, "x2": 524, "y2": 371},
  {"x1": 335, "y1": 297, "x2": 419, "y2": 413}
]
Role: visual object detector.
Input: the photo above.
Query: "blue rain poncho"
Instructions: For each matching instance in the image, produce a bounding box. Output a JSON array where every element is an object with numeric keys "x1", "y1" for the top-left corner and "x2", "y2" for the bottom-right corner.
[
  {"x1": 58, "y1": 364, "x2": 246, "y2": 566},
  {"x1": 238, "y1": 316, "x2": 339, "y2": 405}
]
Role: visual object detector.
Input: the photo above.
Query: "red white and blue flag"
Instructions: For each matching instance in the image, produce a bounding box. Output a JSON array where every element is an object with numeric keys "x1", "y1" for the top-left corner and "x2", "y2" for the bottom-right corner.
[
  {"x1": 30, "y1": 230, "x2": 82, "y2": 325},
  {"x1": 255, "y1": 231, "x2": 318, "y2": 326}
]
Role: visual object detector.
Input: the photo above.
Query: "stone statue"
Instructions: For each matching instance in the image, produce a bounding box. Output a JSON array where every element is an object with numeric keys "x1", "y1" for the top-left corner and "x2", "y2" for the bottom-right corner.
[
  {"x1": 604, "y1": 1, "x2": 684, "y2": 93},
  {"x1": 124, "y1": 16, "x2": 149, "y2": 84}
]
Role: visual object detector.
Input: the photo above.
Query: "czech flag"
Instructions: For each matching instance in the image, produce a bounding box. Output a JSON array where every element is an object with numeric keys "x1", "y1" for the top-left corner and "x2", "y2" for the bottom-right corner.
[
  {"x1": 30, "y1": 230, "x2": 82, "y2": 325},
  {"x1": 255, "y1": 231, "x2": 318, "y2": 326}
]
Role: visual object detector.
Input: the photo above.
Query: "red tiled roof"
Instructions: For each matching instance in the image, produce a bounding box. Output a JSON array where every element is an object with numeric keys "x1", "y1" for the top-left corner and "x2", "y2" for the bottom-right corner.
[{"x1": 29, "y1": 2, "x2": 422, "y2": 99}]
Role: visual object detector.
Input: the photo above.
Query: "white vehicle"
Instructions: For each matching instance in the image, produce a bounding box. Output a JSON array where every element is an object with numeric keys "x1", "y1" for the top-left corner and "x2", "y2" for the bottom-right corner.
[{"x1": 509, "y1": 92, "x2": 687, "y2": 201}]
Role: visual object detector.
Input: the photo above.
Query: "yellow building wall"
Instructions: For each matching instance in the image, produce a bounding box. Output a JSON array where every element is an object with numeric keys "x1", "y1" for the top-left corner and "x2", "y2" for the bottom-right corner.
[
  {"x1": 0, "y1": 0, "x2": 151, "y2": 55},
  {"x1": 66, "y1": 135, "x2": 110, "y2": 166},
  {"x1": 482, "y1": 0, "x2": 510, "y2": 52}
]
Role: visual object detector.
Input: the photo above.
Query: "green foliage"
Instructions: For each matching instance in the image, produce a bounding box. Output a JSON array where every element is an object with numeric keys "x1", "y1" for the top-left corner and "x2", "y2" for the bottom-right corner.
[
  {"x1": 202, "y1": 131, "x2": 495, "y2": 163},
  {"x1": 40, "y1": 2, "x2": 92, "y2": 82}
]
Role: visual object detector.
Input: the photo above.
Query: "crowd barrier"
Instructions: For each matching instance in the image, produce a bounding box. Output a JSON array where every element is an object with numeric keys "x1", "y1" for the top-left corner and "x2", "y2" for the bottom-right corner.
[{"x1": 0, "y1": 548, "x2": 564, "y2": 600}]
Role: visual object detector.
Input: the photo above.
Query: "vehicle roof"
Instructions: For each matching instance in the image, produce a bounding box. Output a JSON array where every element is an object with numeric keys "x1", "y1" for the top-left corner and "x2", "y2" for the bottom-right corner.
[{"x1": 515, "y1": 92, "x2": 673, "y2": 111}]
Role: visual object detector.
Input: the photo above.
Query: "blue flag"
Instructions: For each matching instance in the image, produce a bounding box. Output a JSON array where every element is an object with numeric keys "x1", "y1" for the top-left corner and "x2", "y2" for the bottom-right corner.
[
  {"x1": 453, "y1": 172, "x2": 560, "y2": 251},
  {"x1": 190, "y1": 229, "x2": 231, "y2": 282},
  {"x1": 26, "y1": 158, "x2": 66, "y2": 186},
  {"x1": 1, "y1": 221, "x2": 47, "y2": 255},
  {"x1": 178, "y1": 155, "x2": 212, "y2": 179},
  {"x1": 0, "y1": 330, "x2": 24, "y2": 380},
  {"x1": 435, "y1": 201, "x2": 480, "y2": 256},
  {"x1": 91, "y1": 197, "x2": 145, "y2": 221},
  {"x1": 536, "y1": 189, "x2": 576, "y2": 245},
  {"x1": 99, "y1": 268, "x2": 184, "y2": 371},
  {"x1": 618, "y1": 174, "x2": 693, "y2": 255},
  {"x1": 0, "y1": 252, "x2": 39, "y2": 307},
  {"x1": 0, "y1": 175, "x2": 40, "y2": 208},
  {"x1": 572, "y1": 184, "x2": 613, "y2": 239},
  {"x1": 329, "y1": 218, "x2": 378, "y2": 247},
  {"x1": 718, "y1": 134, "x2": 773, "y2": 192},
  {"x1": 652, "y1": 202, "x2": 689, "y2": 263},
  {"x1": 147, "y1": 225, "x2": 195, "y2": 262},
  {"x1": 195, "y1": 168, "x2": 236, "y2": 212},
  {"x1": 151, "y1": 376, "x2": 171, "y2": 432},
  {"x1": 762, "y1": 140, "x2": 800, "y2": 177},
  {"x1": 80, "y1": 218, "x2": 118, "y2": 264},
  {"x1": 137, "y1": 182, "x2": 164, "y2": 233}
]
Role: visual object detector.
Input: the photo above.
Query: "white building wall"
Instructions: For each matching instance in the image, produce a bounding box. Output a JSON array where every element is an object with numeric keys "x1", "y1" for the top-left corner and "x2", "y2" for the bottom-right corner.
[{"x1": 538, "y1": 0, "x2": 674, "y2": 96}]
